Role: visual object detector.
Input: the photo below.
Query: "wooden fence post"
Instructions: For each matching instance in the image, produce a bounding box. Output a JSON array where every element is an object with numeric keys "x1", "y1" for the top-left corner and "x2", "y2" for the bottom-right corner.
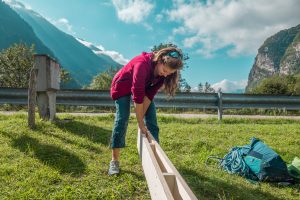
[
  {"x1": 35, "y1": 55, "x2": 60, "y2": 121},
  {"x1": 28, "y1": 68, "x2": 38, "y2": 129}
]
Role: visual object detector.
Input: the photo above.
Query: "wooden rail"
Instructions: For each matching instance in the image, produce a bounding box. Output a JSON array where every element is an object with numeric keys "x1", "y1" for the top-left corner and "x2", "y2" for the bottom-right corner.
[{"x1": 137, "y1": 129, "x2": 198, "y2": 200}]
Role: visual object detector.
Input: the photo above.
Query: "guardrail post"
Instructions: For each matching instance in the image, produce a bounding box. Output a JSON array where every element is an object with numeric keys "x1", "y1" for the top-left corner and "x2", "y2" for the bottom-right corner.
[{"x1": 217, "y1": 88, "x2": 223, "y2": 121}]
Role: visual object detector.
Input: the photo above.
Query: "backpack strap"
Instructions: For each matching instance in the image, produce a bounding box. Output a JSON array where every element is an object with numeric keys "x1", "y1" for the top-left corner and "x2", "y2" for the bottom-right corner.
[{"x1": 205, "y1": 156, "x2": 222, "y2": 168}]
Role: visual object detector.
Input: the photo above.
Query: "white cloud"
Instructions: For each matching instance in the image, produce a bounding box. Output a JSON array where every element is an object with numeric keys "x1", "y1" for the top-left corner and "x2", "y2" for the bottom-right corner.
[
  {"x1": 99, "y1": 1, "x2": 112, "y2": 7},
  {"x1": 172, "y1": 27, "x2": 186, "y2": 35},
  {"x1": 96, "y1": 50, "x2": 129, "y2": 65},
  {"x1": 112, "y1": 0, "x2": 154, "y2": 23},
  {"x1": 191, "y1": 86, "x2": 199, "y2": 92},
  {"x1": 76, "y1": 38, "x2": 94, "y2": 48},
  {"x1": 155, "y1": 14, "x2": 163, "y2": 23},
  {"x1": 167, "y1": 0, "x2": 300, "y2": 57},
  {"x1": 76, "y1": 38, "x2": 129, "y2": 65},
  {"x1": 212, "y1": 79, "x2": 247, "y2": 93},
  {"x1": 96, "y1": 45, "x2": 105, "y2": 51},
  {"x1": 3, "y1": 0, "x2": 31, "y2": 9},
  {"x1": 51, "y1": 18, "x2": 74, "y2": 34},
  {"x1": 143, "y1": 23, "x2": 153, "y2": 31}
]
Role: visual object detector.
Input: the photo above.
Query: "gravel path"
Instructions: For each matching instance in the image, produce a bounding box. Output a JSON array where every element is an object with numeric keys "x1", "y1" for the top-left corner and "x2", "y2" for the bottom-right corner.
[{"x1": 1, "y1": 111, "x2": 300, "y2": 120}]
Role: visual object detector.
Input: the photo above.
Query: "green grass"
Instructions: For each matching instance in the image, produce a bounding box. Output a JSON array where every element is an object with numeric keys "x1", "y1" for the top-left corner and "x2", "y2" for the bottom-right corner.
[{"x1": 0, "y1": 114, "x2": 299, "y2": 199}]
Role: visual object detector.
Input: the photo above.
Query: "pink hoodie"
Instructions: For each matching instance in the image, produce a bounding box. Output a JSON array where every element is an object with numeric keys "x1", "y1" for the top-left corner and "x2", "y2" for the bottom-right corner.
[{"x1": 110, "y1": 52, "x2": 164, "y2": 104}]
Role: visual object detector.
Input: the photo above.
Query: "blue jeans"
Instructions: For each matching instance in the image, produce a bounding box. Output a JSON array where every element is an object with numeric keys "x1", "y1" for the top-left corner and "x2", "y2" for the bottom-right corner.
[{"x1": 111, "y1": 95, "x2": 159, "y2": 148}]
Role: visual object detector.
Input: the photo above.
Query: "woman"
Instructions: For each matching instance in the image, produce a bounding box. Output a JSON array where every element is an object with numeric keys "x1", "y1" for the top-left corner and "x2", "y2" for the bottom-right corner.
[{"x1": 109, "y1": 47, "x2": 184, "y2": 175}]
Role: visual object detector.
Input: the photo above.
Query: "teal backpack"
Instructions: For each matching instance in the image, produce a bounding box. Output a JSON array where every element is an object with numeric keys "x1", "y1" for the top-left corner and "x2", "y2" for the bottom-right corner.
[{"x1": 209, "y1": 137, "x2": 294, "y2": 182}]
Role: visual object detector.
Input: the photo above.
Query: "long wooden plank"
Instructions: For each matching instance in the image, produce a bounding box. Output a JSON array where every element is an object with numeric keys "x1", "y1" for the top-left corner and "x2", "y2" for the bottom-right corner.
[
  {"x1": 137, "y1": 130, "x2": 198, "y2": 200},
  {"x1": 137, "y1": 130, "x2": 174, "y2": 200}
]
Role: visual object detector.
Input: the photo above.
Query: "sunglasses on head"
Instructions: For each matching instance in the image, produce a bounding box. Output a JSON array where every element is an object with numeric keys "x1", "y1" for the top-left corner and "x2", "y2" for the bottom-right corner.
[{"x1": 166, "y1": 51, "x2": 182, "y2": 59}]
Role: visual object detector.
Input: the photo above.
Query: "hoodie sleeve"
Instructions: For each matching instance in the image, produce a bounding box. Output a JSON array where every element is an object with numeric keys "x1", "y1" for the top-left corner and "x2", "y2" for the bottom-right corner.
[{"x1": 131, "y1": 62, "x2": 148, "y2": 104}]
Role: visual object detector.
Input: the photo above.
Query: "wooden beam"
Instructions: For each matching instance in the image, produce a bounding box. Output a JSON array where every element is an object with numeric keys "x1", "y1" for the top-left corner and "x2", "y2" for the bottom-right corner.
[
  {"x1": 137, "y1": 130, "x2": 174, "y2": 200},
  {"x1": 137, "y1": 129, "x2": 198, "y2": 200},
  {"x1": 28, "y1": 68, "x2": 38, "y2": 129}
]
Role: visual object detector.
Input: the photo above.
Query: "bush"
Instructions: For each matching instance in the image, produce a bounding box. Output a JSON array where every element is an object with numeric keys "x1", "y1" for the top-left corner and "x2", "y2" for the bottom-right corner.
[{"x1": 250, "y1": 74, "x2": 300, "y2": 95}]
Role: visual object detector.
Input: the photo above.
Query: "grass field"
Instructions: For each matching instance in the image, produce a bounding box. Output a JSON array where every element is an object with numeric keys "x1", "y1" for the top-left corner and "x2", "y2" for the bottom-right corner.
[{"x1": 0, "y1": 113, "x2": 299, "y2": 199}]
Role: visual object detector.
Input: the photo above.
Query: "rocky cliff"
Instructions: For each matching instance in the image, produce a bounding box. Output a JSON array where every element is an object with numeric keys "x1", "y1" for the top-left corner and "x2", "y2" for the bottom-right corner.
[{"x1": 246, "y1": 24, "x2": 300, "y2": 91}]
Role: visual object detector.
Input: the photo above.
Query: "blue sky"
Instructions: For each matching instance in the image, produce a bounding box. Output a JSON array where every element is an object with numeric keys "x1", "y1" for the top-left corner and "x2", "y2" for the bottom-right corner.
[{"x1": 10, "y1": 0, "x2": 300, "y2": 92}]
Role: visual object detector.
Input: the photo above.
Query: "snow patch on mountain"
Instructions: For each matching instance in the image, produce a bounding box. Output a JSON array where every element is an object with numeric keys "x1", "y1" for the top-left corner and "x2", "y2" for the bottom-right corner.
[{"x1": 76, "y1": 38, "x2": 128, "y2": 65}]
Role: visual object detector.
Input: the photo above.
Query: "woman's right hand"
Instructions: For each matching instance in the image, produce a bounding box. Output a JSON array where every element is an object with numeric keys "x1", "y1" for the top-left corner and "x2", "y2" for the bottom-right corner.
[
  {"x1": 140, "y1": 125, "x2": 149, "y2": 135},
  {"x1": 140, "y1": 125, "x2": 151, "y2": 140}
]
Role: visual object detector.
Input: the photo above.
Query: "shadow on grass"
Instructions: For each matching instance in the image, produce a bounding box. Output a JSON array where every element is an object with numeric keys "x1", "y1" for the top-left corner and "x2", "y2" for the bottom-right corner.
[
  {"x1": 54, "y1": 120, "x2": 111, "y2": 145},
  {"x1": 12, "y1": 135, "x2": 86, "y2": 176},
  {"x1": 40, "y1": 130, "x2": 102, "y2": 154},
  {"x1": 179, "y1": 167, "x2": 283, "y2": 200}
]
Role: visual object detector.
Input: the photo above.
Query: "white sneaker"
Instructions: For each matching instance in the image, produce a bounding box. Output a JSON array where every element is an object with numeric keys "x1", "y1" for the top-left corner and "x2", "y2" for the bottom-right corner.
[{"x1": 108, "y1": 160, "x2": 120, "y2": 175}]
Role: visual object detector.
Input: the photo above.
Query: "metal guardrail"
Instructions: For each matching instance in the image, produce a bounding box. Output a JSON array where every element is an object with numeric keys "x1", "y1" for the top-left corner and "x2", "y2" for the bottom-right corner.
[{"x1": 1, "y1": 87, "x2": 300, "y2": 119}]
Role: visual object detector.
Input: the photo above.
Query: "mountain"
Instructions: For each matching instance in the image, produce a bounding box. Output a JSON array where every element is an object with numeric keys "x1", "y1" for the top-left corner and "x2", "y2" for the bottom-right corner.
[
  {"x1": 0, "y1": 1, "x2": 53, "y2": 56},
  {"x1": 280, "y1": 32, "x2": 300, "y2": 75},
  {"x1": 246, "y1": 24, "x2": 300, "y2": 91},
  {"x1": 1, "y1": 0, "x2": 122, "y2": 88}
]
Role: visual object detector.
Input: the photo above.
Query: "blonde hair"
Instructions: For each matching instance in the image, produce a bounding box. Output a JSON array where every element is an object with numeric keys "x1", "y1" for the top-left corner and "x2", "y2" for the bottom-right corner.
[{"x1": 152, "y1": 47, "x2": 183, "y2": 97}]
